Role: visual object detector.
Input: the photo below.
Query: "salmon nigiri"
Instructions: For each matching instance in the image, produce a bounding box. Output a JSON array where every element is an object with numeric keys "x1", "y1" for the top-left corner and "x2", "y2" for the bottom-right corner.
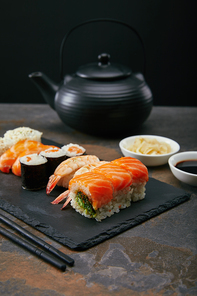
[
  {"x1": 0, "y1": 140, "x2": 45, "y2": 173},
  {"x1": 0, "y1": 140, "x2": 58, "y2": 174}
]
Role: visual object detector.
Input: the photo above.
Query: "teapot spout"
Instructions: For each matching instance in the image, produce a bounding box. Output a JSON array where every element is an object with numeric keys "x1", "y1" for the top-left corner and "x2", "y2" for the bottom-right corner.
[{"x1": 29, "y1": 72, "x2": 59, "y2": 110}]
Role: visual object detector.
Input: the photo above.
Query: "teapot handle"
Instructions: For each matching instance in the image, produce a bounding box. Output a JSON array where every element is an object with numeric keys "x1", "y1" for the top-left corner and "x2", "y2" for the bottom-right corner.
[{"x1": 60, "y1": 18, "x2": 146, "y2": 80}]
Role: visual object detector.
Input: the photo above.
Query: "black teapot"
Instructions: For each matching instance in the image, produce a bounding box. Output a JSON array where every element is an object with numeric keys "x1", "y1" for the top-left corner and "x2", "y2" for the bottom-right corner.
[{"x1": 29, "y1": 19, "x2": 153, "y2": 136}]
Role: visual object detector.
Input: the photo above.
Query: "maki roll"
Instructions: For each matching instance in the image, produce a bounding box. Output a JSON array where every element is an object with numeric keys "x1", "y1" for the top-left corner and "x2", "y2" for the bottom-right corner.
[
  {"x1": 40, "y1": 147, "x2": 67, "y2": 177},
  {"x1": 68, "y1": 163, "x2": 134, "y2": 221},
  {"x1": 20, "y1": 153, "x2": 48, "y2": 190},
  {"x1": 61, "y1": 144, "x2": 86, "y2": 157},
  {"x1": 41, "y1": 144, "x2": 86, "y2": 177}
]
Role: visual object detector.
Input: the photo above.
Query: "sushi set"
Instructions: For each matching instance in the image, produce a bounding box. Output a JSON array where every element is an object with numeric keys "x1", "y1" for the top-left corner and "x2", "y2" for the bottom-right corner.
[{"x1": 0, "y1": 128, "x2": 190, "y2": 250}]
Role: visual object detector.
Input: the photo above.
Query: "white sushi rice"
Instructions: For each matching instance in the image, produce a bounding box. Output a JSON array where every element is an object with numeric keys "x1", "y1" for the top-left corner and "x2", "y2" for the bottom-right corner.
[
  {"x1": 20, "y1": 153, "x2": 47, "y2": 165},
  {"x1": 130, "y1": 182, "x2": 146, "y2": 202},
  {"x1": 61, "y1": 143, "x2": 86, "y2": 157},
  {"x1": 0, "y1": 127, "x2": 42, "y2": 156},
  {"x1": 70, "y1": 182, "x2": 146, "y2": 222}
]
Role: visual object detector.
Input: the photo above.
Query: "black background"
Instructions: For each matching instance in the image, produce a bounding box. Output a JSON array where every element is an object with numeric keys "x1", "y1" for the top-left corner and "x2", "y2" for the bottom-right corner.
[{"x1": 1, "y1": 0, "x2": 196, "y2": 106}]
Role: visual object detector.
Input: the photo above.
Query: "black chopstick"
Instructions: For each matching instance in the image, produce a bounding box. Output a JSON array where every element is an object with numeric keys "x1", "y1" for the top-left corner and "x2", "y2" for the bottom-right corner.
[
  {"x1": 0, "y1": 225, "x2": 66, "y2": 271},
  {"x1": 0, "y1": 213, "x2": 74, "y2": 267}
]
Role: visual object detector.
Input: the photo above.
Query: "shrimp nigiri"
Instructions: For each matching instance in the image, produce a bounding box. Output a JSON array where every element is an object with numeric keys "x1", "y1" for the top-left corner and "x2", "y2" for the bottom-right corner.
[
  {"x1": 73, "y1": 161, "x2": 109, "y2": 177},
  {"x1": 46, "y1": 155, "x2": 100, "y2": 195},
  {"x1": 0, "y1": 140, "x2": 47, "y2": 173}
]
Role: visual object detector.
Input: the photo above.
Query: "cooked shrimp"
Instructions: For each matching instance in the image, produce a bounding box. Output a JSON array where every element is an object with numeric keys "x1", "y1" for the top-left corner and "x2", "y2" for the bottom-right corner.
[
  {"x1": 0, "y1": 140, "x2": 47, "y2": 173},
  {"x1": 51, "y1": 190, "x2": 71, "y2": 209},
  {"x1": 46, "y1": 155, "x2": 100, "y2": 195},
  {"x1": 73, "y1": 161, "x2": 109, "y2": 177},
  {"x1": 12, "y1": 144, "x2": 59, "y2": 177}
]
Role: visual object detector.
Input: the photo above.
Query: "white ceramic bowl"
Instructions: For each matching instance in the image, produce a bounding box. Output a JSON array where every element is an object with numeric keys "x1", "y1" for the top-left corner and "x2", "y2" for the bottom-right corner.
[
  {"x1": 119, "y1": 135, "x2": 180, "y2": 166},
  {"x1": 168, "y1": 151, "x2": 197, "y2": 186}
]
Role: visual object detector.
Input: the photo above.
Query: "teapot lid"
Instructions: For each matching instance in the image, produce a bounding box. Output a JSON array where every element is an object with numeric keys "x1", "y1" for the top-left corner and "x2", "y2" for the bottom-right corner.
[{"x1": 76, "y1": 53, "x2": 132, "y2": 80}]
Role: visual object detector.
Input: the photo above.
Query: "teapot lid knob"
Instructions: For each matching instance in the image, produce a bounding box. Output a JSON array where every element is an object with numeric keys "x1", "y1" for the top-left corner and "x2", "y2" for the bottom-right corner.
[
  {"x1": 76, "y1": 53, "x2": 131, "y2": 80},
  {"x1": 98, "y1": 53, "x2": 110, "y2": 66}
]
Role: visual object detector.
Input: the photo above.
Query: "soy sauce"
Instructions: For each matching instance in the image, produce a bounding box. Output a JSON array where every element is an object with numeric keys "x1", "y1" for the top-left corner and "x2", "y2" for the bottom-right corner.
[{"x1": 176, "y1": 160, "x2": 197, "y2": 174}]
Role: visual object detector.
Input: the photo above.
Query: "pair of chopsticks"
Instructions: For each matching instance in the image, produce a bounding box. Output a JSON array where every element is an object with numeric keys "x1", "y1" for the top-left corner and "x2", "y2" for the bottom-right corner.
[{"x1": 0, "y1": 213, "x2": 74, "y2": 271}]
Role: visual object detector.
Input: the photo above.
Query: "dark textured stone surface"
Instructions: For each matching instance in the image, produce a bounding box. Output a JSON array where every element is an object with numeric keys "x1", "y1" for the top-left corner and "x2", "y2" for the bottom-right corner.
[
  {"x1": 0, "y1": 104, "x2": 197, "y2": 295},
  {"x1": 0, "y1": 174, "x2": 190, "y2": 250}
]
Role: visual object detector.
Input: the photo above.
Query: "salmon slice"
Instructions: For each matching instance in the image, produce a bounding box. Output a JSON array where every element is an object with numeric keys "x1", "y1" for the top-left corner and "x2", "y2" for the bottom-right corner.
[
  {"x1": 11, "y1": 144, "x2": 58, "y2": 176},
  {"x1": 111, "y1": 157, "x2": 149, "y2": 184},
  {"x1": 92, "y1": 163, "x2": 132, "y2": 192},
  {"x1": 0, "y1": 139, "x2": 57, "y2": 173},
  {"x1": 69, "y1": 172, "x2": 114, "y2": 210}
]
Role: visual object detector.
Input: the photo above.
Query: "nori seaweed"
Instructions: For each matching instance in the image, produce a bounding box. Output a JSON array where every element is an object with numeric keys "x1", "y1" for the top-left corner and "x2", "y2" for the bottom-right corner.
[{"x1": 20, "y1": 162, "x2": 48, "y2": 191}]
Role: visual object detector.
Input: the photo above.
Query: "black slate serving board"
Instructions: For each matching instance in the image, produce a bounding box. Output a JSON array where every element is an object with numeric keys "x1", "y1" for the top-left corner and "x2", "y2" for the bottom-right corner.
[{"x1": 0, "y1": 139, "x2": 190, "y2": 250}]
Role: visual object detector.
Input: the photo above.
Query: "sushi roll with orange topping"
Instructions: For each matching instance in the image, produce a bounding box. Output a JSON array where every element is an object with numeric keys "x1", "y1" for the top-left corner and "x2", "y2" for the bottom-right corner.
[
  {"x1": 52, "y1": 157, "x2": 149, "y2": 221},
  {"x1": 111, "y1": 157, "x2": 149, "y2": 202}
]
